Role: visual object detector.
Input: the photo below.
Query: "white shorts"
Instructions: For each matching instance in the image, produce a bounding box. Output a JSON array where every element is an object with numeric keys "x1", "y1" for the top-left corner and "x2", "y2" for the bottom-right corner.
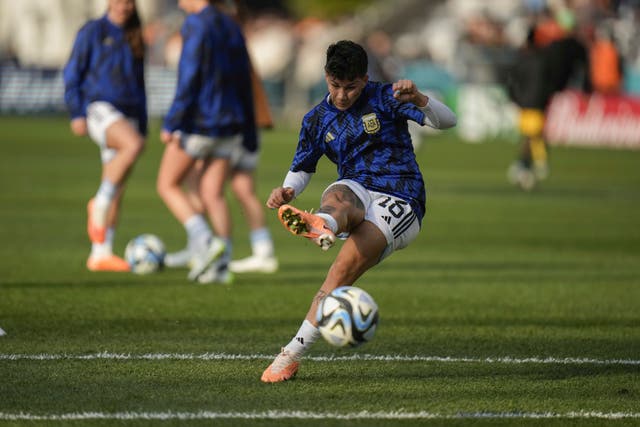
[
  {"x1": 230, "y1": 144, "x2": 259, "y2": 171},
  {"x1": 322, "y1": 179, "x2": 421, "y2": 261},
  {"x1": 180, "y1": 133, "x2": 241, "y2": 160},
  {"x1": 86, "y1": 101, "x2": 138, "y2": 164}
]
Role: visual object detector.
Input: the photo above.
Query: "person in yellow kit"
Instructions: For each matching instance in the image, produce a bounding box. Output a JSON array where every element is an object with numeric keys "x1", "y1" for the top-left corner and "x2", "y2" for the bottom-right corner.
[{"x1": 506, "y1": 24, "x2": 590, "y2": 191}]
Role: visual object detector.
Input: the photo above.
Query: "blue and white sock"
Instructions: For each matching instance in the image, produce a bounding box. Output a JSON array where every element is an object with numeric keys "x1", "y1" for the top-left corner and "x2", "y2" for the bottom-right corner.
[
  {"x1": 185, "y1": 215, "x2": 212, "y2": 252},
  {"x1": 91, "y1": 227, "x2": 115, "y2": 258},
  {"x1": 250, "y1": 227, "x2": 274, "y2": 258},
  {"x1": 93, "y1": 179, "x2": 117, "y2": 228},
  {"x1": 284, "y1": 320, "x2": 320, "y2": 357},
  {"x1": 316, "y1": 213, "x2": 338, "y2": 234}
]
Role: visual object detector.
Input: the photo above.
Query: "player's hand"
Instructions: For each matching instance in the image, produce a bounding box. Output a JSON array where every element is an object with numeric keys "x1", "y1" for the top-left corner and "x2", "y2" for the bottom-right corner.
[
  {"x1": 70, "y1": 118, "x2": 87, "y2": 136},
  {"x1": 392, "y1": 79, "x2": 428, "y2": 108},
  {"x1": 160, "y1": 130, "x2": 179, "y2": 145},
  {"x1": 266, "y1": 187, "x2": 295, "y2": 209}
]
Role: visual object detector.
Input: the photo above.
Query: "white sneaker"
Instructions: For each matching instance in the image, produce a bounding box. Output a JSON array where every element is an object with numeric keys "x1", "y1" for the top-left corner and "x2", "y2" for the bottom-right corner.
[
  {"x1": 507, "y1": 162, "x2": 536, "y2": 191},
  {"x1": 197, "y1": 262, "x2": 234, "y2": 285},
  {"x1": 164, "y1": 248, "x2": 191, "y2": 268},
  {"x1": 518, "y1": 168, "x2": 536, "y2": 192},
  {"x1": 229, "y1": 255, "x2": 278, "y2": 274},
  {"x1": 187, "y1": 237, "x2": 226, "y2": 281}
]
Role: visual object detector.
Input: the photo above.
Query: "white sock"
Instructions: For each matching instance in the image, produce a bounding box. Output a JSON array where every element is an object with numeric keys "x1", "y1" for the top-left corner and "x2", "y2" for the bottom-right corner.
[
  {"x1": 91, "y1": 227, "x2": 115, "y2": 258},
  {"x1": 250, "y1": 227, "x2": 274, "y2": 258},
  {"x1": 316, "y1": 213, "x2": 338, "y2": 234},
  {"x1": 283, "y1": 320, "x2": 320, "y2": 357},
  {"x1": 185, "y1": 215, "x2": 212, "y2": 252},
  {"x1": 93, "y1": 179, "x2": 117, "y2": 228},
  {"x1": 222, "y1": 237, "x2": 232, "y2": 264}
]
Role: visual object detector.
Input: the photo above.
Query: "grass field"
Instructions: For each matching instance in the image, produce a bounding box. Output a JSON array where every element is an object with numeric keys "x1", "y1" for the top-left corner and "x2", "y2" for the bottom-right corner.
[{"x1": 0, "y1": 115, "x2": 639, "y2": 426}]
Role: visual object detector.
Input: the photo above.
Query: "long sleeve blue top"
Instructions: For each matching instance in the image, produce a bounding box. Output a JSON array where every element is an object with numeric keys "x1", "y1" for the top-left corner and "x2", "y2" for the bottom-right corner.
[
  {"x1": 162, "y1": 6, "x2": 256, "y2": 151},
  {"x1": 63, "y1": 15, "x2": 147, "y2": 135}
]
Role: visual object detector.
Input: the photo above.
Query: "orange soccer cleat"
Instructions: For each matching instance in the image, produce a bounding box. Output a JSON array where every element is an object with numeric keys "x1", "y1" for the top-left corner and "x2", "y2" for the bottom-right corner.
[
  {"x1": 86, "y1": 254, "x2": 130, "y2": 272},
  {"x1": 86, "y1": 198, "x2": 106, "y2": 244},
  {"x1": 260, "y1": 348, "x2": 300, "y2": 383},
  {"x1": 277, "y1": 205, "x2": 335, "y2": 251}
]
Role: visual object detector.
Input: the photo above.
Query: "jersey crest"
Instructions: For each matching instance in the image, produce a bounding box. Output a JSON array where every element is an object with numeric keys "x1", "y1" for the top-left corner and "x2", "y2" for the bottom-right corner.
[
  {"x1": 325, "y1": 131, "x2": 335, "y2": 143},
  {"x1": 361, "y1": 113, "x2": 380, "y2": 134}
]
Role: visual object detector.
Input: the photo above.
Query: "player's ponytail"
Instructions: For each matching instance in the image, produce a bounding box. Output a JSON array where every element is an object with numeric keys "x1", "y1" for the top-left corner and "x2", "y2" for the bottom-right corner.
[{"x1": 124, "y1": 6, "x2": 144, "y2": 60}]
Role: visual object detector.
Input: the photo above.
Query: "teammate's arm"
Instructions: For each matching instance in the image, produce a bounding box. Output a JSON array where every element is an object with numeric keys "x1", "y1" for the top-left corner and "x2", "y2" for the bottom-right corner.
[
  {"x1": 63, "y1": 26, "x2": 92, "y2": 135},
  {"x1": 162, "y1": 18, "x2": 204, "y2": 134}
]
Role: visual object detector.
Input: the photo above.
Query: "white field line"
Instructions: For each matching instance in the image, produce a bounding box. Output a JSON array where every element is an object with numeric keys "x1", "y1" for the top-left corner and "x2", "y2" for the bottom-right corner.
[
  {"x1": 0, "y1": 410, "x2": 640, "y2": 421},
  {"x1": 0, "y1": 352, "x2": 639, "y2": 365}
]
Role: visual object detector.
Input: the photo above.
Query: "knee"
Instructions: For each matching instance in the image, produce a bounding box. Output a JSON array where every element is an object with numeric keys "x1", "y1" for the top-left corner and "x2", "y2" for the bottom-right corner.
[
  {"x1": 329, "y1": 255, "x2": 364, "y2": 284},
  {"x1": 156, "y1": 173, "x2": 175, "y2": 199},
  {"x1": 122, "y1": 137, "x2": 145, "y2": 162},
  {"x1": 131, "y1": 137, "x2": 146, "y2": 158}
]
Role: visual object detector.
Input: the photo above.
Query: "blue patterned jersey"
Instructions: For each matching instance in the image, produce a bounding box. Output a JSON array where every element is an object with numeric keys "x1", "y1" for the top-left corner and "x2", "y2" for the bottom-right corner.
[
  {"x1": 163, "y1": 5, "x2": 256, "y2": 150},
  {"x1": 291, "y1": 81, "x2": 427, "y2": 221},
  {"x1": 63, "y1": 15, "x2": 147, "y2": 135}
]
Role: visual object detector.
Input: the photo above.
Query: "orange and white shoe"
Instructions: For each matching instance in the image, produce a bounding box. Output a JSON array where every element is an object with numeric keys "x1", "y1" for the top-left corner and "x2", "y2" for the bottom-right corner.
[
  {"x1": 86, "y1": 254, "x2": 130, "y2": 272},
  {"x1": 86, "y1": 198, "x2": 106, "y2": 244},
  {"x1": 261, "y1": 348, "x2": 300, "y2": 383},
  {"x1": 277, "y1": 205, "x2": 336, "y2": 251}
]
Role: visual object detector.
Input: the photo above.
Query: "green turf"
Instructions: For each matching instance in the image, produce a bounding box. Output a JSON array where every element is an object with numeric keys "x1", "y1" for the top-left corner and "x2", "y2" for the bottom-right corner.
[{"x1": 0, "y1": 116, "x2": 639, "y2": 426}]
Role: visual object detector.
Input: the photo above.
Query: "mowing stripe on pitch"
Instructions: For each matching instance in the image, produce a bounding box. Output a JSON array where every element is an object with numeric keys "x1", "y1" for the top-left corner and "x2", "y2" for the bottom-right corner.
[
  {"x1": 1, "y1": 411, "x2": 639, "y2": 420},
  {"x1": 1, "y1": 352, "x2": 639, "y2": 365}
]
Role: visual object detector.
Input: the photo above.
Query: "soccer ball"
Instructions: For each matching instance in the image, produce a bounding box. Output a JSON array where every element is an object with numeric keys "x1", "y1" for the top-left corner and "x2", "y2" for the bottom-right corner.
[
  {"x1": 124, "y1": 234, "x2": 166, "y2": 275},
  {"x1": 316, "y1": 286, "x2": 379, "y2": 347}
]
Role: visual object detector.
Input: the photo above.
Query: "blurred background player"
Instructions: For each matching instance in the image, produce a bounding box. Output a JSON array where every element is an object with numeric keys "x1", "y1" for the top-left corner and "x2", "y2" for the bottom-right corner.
[
  {"x1": 164, "y1": 0, "x2": 278, "y2": 274},
  {"x1": 506, "y1": 9, "x2": 591, "y2": 191},
  {"x1": 589, "y1": 23, "x2": 623, "y2": 95},
  {"x1": 261, "y1": 40, "x2": 456, "y2": 382},
  {"x1": 157, "y1": 0, "x2": 255, "y2": 284},
  {"x1": 63, "y1": 0, "x2": 147, "y2": 272}
]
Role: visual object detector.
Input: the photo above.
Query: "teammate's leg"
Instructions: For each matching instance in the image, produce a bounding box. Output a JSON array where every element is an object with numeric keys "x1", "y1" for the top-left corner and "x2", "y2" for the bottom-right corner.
[
  {"x1": 229, "y1": 170, "x2": 278, "y2": 273},
  {"x1": 157, "y1": 140, "x2": 224, "y2": 281}
]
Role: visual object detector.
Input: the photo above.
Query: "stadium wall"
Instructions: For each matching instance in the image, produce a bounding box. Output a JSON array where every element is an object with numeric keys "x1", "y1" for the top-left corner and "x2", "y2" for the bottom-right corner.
[{"x1": 2, "y1": 66, "x2": 639, "y2": 150}]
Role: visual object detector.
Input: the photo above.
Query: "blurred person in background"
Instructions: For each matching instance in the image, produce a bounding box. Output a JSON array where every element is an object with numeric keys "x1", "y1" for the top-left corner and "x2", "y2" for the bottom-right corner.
[
  {"x1": 156, "y1": 0, "x2": 255, "y2": 284},
  {"x1": 63, "y1": 0, "x2": 147, "y2": 272},
  {"x1": 260, "y1": 40, "x2": 456, "y2": 383},
  {"x1": 162, "y1": 0, "x2": 278, "y2": 274},
  {"x1": 588, "y1": 23, "x2": 623, "y2": 95},
  {"x1": 506, "y1": 13, "x2": 591, "y2": 191}
]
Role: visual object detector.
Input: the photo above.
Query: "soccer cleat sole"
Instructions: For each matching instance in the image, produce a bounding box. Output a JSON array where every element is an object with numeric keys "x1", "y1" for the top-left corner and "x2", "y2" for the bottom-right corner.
[
  {"x1": 278, "y1": 206, "x2": 335, "y2": 251},
  {"x1": 279, "y1": 207, "x2": 309, "y2": 235}
]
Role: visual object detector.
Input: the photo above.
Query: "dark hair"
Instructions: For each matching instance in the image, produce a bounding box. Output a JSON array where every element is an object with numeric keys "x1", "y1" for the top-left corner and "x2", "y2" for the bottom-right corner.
[
  {"x1": 124, "y1": 6, "x2": 144, "y2": 59},
  {"x1": 324, "y1": 40, "x2": 368, "y2": 80}
]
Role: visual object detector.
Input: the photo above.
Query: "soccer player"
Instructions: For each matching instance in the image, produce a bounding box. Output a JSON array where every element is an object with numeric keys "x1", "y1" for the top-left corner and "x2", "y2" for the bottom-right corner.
[
  {"x1": 164, "y1": 2, "x2": 278, "y2": 274},
  {"x1": 506, "y1": 24, "x2": 590, "y2": 191},
  {"x1": 64, "y1": 0, "x2": 147, "y2": 272},
  {"x1": 261, "y1": 40, "x2": 457, "y2": 382},
  {"x1": 157, "y1": 0, "x2": 255, "y2": 283}
]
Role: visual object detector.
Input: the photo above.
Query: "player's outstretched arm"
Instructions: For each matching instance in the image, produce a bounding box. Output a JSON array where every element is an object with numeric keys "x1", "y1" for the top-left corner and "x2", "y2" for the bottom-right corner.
[{"x1": 392, "y1": 79, "x2": 457, "y2": 129}]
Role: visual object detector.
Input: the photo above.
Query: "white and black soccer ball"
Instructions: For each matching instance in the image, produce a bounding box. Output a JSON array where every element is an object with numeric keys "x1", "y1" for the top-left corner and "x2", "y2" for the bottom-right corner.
[
  {"x1": 124, "y1": 234, "x2": 166, "y2": 275},
  {"x1": 316, "y1": 286, "x2": 379, "y2": 347}
]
